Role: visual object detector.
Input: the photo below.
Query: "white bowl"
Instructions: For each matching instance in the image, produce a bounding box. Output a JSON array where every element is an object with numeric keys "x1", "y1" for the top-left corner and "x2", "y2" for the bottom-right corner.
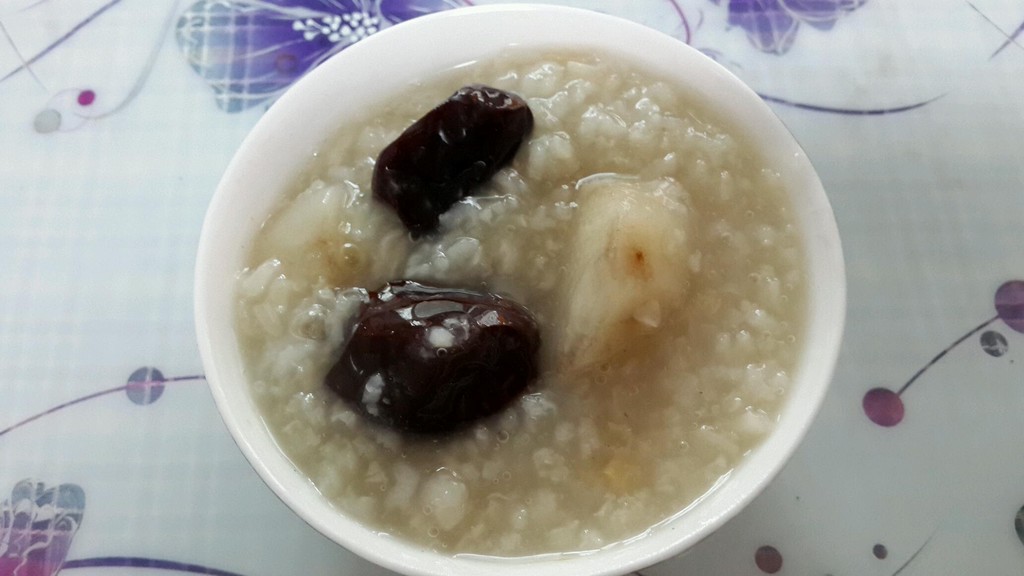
[{"x1": 195, "y1": 4, "x2": 845, "y2": 576}]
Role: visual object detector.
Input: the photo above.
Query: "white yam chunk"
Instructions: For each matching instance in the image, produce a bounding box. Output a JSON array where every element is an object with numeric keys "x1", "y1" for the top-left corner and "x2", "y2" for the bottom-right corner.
[
  {"x1": 558, "y1": 176, "x2": 694, "y2": 371},
  {"x1": 262, "y1": 181, "x2": 345, "y2": 265}
]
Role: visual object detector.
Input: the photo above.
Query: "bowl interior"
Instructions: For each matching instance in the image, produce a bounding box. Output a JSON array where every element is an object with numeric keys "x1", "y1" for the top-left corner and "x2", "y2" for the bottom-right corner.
[{"x1": 194, "y1": 5, "x2": 845, "y2": 576}]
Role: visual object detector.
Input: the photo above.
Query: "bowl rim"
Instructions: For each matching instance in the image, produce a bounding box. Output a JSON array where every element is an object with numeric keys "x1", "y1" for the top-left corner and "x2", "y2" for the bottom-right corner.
[{"x1": 194, "y1": 4, "x2": 846, "y2": 576}]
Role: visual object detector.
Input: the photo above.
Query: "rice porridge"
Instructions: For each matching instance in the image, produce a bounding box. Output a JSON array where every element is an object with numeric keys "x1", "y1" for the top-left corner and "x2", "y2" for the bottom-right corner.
[{"x1": 235, "y1": 51, "x2": 806, "y2": 556}]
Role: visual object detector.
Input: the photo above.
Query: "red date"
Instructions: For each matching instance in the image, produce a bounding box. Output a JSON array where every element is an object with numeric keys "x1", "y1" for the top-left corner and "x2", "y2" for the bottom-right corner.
[
  {"x1": 372, "y1": 85, "x2": 533, "y2": 236},
  {"x1": 325, "y1": 281, "x2": 540, "y2": 433}
]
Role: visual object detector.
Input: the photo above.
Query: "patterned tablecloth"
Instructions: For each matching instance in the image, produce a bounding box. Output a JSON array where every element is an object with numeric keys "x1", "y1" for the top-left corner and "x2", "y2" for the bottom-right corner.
[{"x1": 1, "y1": 1, "x2": 1023, "y2": 574}]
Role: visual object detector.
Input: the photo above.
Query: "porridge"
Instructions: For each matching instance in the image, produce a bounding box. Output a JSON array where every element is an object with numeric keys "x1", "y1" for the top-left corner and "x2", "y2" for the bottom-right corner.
[{"x1": 235, "y1": 51, "x2": 806, "y2": 556}]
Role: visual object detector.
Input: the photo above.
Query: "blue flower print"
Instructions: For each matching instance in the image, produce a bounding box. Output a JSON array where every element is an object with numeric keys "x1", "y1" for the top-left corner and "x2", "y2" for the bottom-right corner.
[
  {"x1": 712, "y1": 0, "x2": 867, "y2": 55},
  {"x1": 175, "y1": 0, "x2": 470, "y2": 112},
  {"x1": 0, "y1": 480, "x2": 85, "y2": 576}
]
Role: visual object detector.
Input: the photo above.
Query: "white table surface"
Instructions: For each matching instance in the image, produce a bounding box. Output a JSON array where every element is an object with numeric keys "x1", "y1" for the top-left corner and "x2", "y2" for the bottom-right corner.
[{"x1": 1, "y1": 1, "x2": 1023, "y2": 574}]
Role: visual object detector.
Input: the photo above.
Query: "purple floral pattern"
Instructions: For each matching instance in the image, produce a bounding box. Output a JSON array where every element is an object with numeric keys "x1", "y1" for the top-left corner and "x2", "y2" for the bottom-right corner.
[
  {"x1": 711, "y1": 0, "x2": 867, "y2": 54},
  {"x1": 0, "y1": 480, "x2": 84, "y2": 576},
  {"x1": 175, "y1": 0, "x2": 469, "y2": 112},
  {"x1": 0, "y1": 0, "x2": 974, "y2": 121}
]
